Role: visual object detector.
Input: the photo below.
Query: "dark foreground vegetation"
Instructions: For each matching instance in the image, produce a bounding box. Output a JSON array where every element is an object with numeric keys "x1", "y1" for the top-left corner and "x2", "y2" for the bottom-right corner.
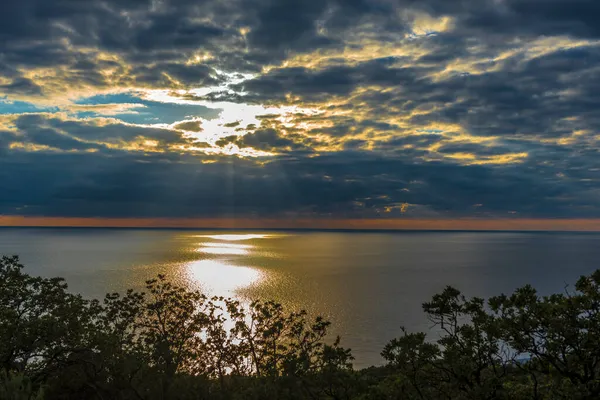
[{"x1": 2, "y1": 256, "x2": 600, "y2": 399}]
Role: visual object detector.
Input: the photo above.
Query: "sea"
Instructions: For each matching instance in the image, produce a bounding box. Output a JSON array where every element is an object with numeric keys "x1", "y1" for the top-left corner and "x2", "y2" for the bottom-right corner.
[{"x1": 1, "y1": 227, "x2": 599, "y2": 368}]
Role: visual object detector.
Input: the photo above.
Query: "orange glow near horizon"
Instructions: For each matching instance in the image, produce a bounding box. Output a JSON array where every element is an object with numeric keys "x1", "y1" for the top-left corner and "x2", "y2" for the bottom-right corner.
[{"x1": 2, "y1": 215, "x2": 600, "y2": 231}]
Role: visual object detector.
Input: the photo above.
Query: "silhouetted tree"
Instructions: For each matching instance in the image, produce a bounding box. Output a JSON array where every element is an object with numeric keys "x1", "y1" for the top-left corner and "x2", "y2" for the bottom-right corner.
[{"x1": 4, "y1": 254, "x2": 600, "y2": 400}]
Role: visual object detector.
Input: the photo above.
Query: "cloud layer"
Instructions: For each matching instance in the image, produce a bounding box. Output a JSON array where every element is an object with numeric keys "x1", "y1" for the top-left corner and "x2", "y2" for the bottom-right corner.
[{"x1": 1, "y1": 0, "x2": 599, "y2": 220}]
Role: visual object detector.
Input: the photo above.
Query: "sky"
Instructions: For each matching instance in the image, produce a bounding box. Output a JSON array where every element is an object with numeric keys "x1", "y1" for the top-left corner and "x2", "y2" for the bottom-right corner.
[{"x1": 1, "y1": 0, "x2": 600, "y2": 229}]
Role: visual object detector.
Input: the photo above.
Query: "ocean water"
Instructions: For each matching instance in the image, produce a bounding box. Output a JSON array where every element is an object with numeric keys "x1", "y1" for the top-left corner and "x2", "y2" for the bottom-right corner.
[{"x1": 1, "y1": 228, "x2": 599, "y2": 367}]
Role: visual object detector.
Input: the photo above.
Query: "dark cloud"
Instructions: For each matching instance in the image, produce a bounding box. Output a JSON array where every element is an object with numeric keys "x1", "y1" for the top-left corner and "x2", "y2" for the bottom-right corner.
[
  {"x1": 1, "y1": 0, "x2": 600, "y2": 220},
  {"x1": 132, "y1": 14, "x2": 227, "y2": 51},
  {"x1": 2, "y1": 138, "x2": 599, "y2": 218},
  {"x1": 0, "y1": 0, "x2": 598, "y2": 97},
  {"x1": 230, "y1": 42, "x2": 600, "y2": 144},
  {"x1": 402, "y1": 0, "x2": 600, "y2": 39},
  {"x1": 173, "y1": 120, "x2": 203, "y2": 132},
  {"x1": 245, "y1": 0, "x2": 332, "y2": 52},
  {"x1": 436, "y1": 143, "x2": 519, "y2": 156},
  {"x1": 238, "y1": 128, "x2": 310, "y2": 151},
  {"x1": 237, "y1": 60, "x2": 425, "y2": 103},
  {"x1": 0, "y1": 78, "x2": 43, "y2": 96},
  {"x1": 2, "y1": 113, "x2": 599, "y2": 219},
  {"x1": 216, "y1": 128, "x2": 313, "y2": 152},
  {"x1": 129, "y1": 63, "x2": 222, "y2": 88},
  {"x1": 375, "y1": 134, "x2": 444, "y2": 150},
  {"x1": 4, "y1": 114, "x2": 206, "y2": 153},
  {"x1": 476, "y1": 0, "x2": 600, "y2": 39},
  {"x1": 0, "y1": 0, "x2": 597, "y2": 74}
]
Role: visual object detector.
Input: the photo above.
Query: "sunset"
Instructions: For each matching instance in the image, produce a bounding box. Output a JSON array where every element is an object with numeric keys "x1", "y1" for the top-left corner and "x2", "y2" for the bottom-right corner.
[{"x1": 2, "y1": 0, "x2": 600, "y2": 398}]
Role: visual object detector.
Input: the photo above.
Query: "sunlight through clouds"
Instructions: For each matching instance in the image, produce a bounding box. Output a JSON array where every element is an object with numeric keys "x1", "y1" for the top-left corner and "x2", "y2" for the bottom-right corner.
[{"x1": 142, "y1": 89, "x2": 321, "y2": 141}]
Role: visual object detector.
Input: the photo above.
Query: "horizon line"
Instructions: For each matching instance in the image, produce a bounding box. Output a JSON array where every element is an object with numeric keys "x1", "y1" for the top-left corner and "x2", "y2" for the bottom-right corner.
[{"x1": 2, "y1": 216, "x2": 600, "y2": 232}]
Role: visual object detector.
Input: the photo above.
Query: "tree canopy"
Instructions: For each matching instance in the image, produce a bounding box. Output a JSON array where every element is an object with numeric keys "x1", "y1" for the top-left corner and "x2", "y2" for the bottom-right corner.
[{"x1": 1, "y1": 255, "x2": 600, "y2": 399}]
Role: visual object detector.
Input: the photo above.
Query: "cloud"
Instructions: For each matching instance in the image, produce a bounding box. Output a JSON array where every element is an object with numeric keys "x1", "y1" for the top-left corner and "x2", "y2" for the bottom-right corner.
[
  {"x1": 1, "y1": 0, "x2": 600, "y2": 220},
  {"x1": 172, "y1": 119, "x2": 204, "y2": 132},
  {"x1": 216, "y1": 128, "x2": 312, "y2": 153},
  {"x1": 1, "y1": 113, "x2": 211, "y2": 155},
  {"x1": 73, "y1": 93, "x2": 221, "y2": 124},
  {"x1": 2, "y1": 136, "x2": 598, "y2": 219}
]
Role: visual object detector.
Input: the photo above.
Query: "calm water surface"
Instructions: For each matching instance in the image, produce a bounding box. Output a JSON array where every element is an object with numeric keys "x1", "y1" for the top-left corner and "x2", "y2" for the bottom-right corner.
[{"x1": 1, "y1": 228, "x2": 599, "y2": 367}]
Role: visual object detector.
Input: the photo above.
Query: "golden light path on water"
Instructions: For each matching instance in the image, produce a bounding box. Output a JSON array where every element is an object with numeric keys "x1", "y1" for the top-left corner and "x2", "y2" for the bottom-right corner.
[
  {"x1": 198, "y1": 234, "x2": 274, "y2": 241},
  {"x1": 202, "y1": 242, "x2": 253, "y2": 249},
  {"x1": 198, "y1": 246, "x2": 249, "y2": 255},
  {"x1": 186, "y1": 260, "x2": 264, "y2": 294},
  {"x1": 183, "y1": 233, "x2": 283, "y2": 297}
]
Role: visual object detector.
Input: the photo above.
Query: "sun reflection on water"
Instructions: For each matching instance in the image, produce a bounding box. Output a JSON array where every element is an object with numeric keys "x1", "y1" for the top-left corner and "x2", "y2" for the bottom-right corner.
[
  {"x1": 203, "y1": 242, "x2": 253, "y2": 249},
  {"x1": 186, "y1": 260, "x2": 263, "y2": 295},
  {"x1": 197, "y1": 241, "x2": 253, "y2": 255},
  {"x1": 199, "y1": 234, "x2": 275, "y2": 241}
]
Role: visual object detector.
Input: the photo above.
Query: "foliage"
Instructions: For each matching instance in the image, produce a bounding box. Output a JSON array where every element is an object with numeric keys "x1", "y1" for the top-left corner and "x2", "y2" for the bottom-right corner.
[
  {"x1": 379, "y1": 276, "x2": 600, "y2": 400},
  {"x1": 0, "y1": 371, "x2": 44, "y2": 400},
  {"x1": 2, "y1": 254, "x2": 600, "y2": 399}
]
